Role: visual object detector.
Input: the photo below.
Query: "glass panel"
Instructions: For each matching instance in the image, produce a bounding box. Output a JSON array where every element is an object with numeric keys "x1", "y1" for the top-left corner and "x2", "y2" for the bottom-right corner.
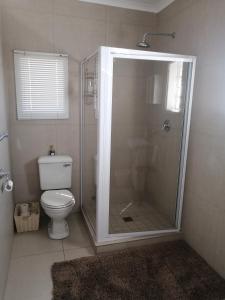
[
  {"x1": 81, "y1": 55, "x2": 98, "y2": 232},
  {"x1": 109, "y1": 58, "x2": 189, "y2": 234}
]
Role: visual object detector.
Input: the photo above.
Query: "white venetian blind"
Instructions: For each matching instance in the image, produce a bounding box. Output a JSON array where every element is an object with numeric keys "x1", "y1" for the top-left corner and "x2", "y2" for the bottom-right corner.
[{"x1": 14, "y1": 51, "x2": 69, "y2": 119}]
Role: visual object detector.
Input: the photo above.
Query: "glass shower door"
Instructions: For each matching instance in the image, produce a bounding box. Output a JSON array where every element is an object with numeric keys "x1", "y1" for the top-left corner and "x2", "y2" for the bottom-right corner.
[{"x1": 109, "y1": 57, "x2": 190, "y2": 234}]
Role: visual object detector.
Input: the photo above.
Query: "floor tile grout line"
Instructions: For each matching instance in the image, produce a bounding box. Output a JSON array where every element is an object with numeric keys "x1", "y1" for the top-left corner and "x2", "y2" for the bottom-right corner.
[
  {"x1": 63, "y1": 243, "x2": 92, "y2": 250},
  {"x1": 11, "y1": 249, "x2": 65, "y2": 261},
  {"x1": 12, "y1": 240, "x2": 92, "y2": 259}
]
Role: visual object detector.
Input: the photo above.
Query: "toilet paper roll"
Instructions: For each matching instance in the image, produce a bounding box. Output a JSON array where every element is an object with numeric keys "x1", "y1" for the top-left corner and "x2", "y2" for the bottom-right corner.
[
  {"x1": 2, "y1": 179, "x2": 13, "y2": 193},
  {"x1": 20, "y1": 203, "x2": 30, "y2": 217}
]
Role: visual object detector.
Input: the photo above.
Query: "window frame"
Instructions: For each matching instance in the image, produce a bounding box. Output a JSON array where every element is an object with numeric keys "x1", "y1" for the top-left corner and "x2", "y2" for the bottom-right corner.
[{"x1": 14, "y1": 50, "x2": 69, "y2": 120}]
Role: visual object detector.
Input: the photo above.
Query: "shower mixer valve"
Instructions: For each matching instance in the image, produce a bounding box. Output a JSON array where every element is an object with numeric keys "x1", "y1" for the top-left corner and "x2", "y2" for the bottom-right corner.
[{"x1": 162, "y1": 120, "x2": 171, "y2": 132}]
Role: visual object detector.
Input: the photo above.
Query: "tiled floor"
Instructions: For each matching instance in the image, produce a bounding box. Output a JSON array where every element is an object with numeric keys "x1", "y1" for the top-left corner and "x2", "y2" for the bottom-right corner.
[{"x1": 4, "y1": 213, "x2": 95, "y2": 300}]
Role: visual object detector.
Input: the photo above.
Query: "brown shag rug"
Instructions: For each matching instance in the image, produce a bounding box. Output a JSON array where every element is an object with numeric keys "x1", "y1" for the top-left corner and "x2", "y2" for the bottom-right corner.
[{"x1": 51, "y1": 240, "x2": 225, "y2": 300}]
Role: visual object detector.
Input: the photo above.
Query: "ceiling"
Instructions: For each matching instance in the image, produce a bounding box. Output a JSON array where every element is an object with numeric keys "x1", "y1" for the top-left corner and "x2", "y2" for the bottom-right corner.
[{"x1": 79, "y1": 0, "x2": 175, "y2": 13}]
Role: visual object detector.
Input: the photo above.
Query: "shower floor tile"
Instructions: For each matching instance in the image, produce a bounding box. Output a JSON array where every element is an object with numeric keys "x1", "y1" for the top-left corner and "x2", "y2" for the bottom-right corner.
[
  {"x1": 111, "y1": 198, "x2": 175, "y2": 233},
  {"x1": 84, "y1": 196, "x2": 175, "y2": 234}
]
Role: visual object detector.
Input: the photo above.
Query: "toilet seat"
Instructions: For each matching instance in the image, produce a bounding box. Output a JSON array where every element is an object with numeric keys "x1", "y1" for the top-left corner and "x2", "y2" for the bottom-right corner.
[{"x1": 41, "y1": 190, "x2": 75, "y2": 209}]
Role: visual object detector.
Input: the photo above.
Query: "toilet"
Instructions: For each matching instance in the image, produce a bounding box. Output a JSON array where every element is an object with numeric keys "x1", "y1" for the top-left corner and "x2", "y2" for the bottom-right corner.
[{"x1": 38, "y1": 155, "x2": 75, "y2": 239}]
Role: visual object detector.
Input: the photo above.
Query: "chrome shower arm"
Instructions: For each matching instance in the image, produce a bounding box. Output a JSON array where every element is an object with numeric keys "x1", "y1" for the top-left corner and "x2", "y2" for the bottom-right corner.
[
  {"x1": 137, "y1": 31, "x2": 176, "y2": 48},
  {"x1": 143, "y1": 32, "x2": 176, "y2": 41}
]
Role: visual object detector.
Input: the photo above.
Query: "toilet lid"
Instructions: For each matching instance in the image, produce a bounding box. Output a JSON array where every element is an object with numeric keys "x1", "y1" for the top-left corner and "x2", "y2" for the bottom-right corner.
[{"x1": 41, "y1": 190, "x2": 75, "y2": 208}]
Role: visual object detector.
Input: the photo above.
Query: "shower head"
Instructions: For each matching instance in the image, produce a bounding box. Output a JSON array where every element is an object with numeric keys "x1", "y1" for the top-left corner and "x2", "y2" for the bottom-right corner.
[
  {"x1": 136, "y1": 32, "x2": 175, "y2": 49},
  {"x1": 136, "y1": 40, "x2": 150, "y2": 48}
]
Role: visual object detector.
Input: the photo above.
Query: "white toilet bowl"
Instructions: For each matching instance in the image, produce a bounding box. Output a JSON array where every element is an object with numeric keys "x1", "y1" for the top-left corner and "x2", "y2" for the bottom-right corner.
[{"x1": 41, "y1": 189, "x2": 75, "y2": 239}]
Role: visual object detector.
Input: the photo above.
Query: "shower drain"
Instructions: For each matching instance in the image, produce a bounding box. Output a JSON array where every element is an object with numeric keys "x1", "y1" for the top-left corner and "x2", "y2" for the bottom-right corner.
[{"x1": 122, "y1": 217, "x2": 133, "y2": 222}]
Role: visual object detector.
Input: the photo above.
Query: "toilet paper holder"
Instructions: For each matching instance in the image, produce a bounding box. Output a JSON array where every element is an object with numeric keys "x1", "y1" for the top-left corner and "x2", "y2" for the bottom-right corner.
[{"x1": 0, "y1": 168, "x2": 13, "y2": 192}]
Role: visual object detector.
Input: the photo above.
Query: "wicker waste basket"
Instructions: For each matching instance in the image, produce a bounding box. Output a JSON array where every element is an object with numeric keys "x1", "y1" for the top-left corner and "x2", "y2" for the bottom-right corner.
[{"x1": 14, "y1": 202, "x2": 40, "y2": 233}]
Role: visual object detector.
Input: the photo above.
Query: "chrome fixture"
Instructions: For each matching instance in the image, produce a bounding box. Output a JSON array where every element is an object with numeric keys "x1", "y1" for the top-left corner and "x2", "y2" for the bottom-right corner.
[
  {"x1": 137, "y1": 32, "x2": 176, "y2": 48},
  {"x1": 162, "y1": 120, "x2": 171, "y2": 132},
  {"x1": 0, "y1": 168, "x2": 9, "y2": 180},
  {"x1": 0, "y1": 132, "x2": 8, "y2": 142},
  {"x1": 0, "y1": 168, "x2": 13, "y2": 192}
]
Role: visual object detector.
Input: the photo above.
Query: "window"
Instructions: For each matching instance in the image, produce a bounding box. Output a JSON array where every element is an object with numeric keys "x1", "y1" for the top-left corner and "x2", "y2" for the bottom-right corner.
[
  {"x1": 14, "y1": 50, "x2": 69, "y2": 120},
  {"x1": 166, "y1": 62, "x2": 183, "y2": 113}
]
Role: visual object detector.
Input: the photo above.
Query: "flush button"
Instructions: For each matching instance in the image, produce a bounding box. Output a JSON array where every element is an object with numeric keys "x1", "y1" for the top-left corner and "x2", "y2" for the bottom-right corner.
[{"x1": 63, "y1": 163, "x2": 71, "y2": 167}]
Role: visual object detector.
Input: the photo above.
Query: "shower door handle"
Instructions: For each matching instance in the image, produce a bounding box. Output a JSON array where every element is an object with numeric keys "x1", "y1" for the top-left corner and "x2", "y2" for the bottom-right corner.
[{"x1": 162, "y1": 120, "x2": 171, "y2": 132}]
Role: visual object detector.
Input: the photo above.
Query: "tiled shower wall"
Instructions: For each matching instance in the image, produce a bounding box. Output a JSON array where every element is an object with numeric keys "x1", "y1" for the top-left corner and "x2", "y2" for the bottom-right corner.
[
  {"x1": 157, "y1": 0, "x2": 225, "y2": 278},
  {"x1": 110, "y1": 60, "x2": 151, "y2": 206},
  {"x1": 1, "y1": 0, "x2": 156, "y2": 208}
]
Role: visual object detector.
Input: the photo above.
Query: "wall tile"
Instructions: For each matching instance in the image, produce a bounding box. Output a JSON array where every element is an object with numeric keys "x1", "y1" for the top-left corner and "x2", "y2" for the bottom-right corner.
[
  {"x1": 2, "y1": 0, "x2": 54, "y2": 14},
  {"x1": 106, "y1": 6, "x2": 156, "y2": 26},
  {"x1": 53, "y1": 0, "x2": 106, "y2": 21},
  {"x1": 0, "y1": 6, "x2": 14, "y2": 297},
  {"x1": 53, "y1": 14, "x2": 106, "y2": 60},
  {"x1": 2, "y1": 8, "x2": 54, "y2": 52},
  {"x1": 157, "y1": 0, "x2": 225, "y2": 278}
]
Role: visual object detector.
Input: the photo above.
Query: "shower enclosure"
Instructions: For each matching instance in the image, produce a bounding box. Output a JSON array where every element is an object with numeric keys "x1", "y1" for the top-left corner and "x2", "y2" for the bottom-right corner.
[{"x1": 81, "y1": 47, "x2": 196, "y2": 245}]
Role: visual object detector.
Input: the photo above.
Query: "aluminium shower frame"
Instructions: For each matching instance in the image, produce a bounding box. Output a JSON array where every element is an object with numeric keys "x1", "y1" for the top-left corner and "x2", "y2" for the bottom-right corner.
[{"x1": 81, "y1": 46, "x2": 196, "y2": 246}]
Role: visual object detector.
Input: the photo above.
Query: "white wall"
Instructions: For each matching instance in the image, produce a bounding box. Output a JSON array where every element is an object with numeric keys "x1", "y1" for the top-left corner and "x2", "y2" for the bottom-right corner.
[{"x1": 0, "y1": 2, "x2": 14, "y2": 298}]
